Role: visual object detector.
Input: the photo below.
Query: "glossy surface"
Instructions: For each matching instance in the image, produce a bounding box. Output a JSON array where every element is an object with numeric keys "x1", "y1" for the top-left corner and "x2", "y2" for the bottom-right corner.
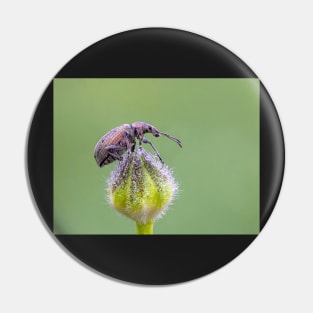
[{"x1": 27, "y1": 28, "x2": 284, "y2": 284}]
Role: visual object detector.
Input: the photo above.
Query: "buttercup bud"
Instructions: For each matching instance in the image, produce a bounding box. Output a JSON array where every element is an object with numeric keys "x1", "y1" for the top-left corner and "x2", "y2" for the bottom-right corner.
[{"x1": 107, "y1": 147, "x2": 178, "y2": 234}]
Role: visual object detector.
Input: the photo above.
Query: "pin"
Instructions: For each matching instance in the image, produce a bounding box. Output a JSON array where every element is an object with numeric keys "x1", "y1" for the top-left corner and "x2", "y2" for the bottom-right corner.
[{"x1": 27, "y1": 28, "x2": 284, "y2": 285}]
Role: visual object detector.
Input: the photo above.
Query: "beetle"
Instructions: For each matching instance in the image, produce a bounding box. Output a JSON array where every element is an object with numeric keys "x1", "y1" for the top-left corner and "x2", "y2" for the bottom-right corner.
[{"x1": 94, "y1": 122, "x2": 182, "y2": 167}]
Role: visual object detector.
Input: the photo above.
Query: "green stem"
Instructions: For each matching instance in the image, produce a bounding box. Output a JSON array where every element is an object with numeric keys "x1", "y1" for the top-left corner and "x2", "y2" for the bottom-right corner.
[{"x1": 136, "y1": 221, "x2": 154, "y2": 235}]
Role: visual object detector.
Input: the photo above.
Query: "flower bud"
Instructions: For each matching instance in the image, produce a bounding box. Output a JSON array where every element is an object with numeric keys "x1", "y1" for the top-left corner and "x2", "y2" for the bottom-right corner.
[{"x1": 107, "y1": 147, "x2": 178, "y2": 233}]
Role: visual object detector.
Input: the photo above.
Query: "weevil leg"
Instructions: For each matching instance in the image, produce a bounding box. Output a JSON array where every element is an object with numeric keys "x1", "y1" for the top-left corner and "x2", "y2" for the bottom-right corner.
[
  {"x1": 142, "y1": 137, "x2": 164, "y2": 163},
  {"x1": 108, "y1": 151, "x2": 122, "y2": 160},
  {"x1": 137, "y1": 134, "x2": 143, "y2": 146},
  {"x1": 105, "y1": 145, "x2": 124, "y2": 161},
  {"x1": 123, "y1": 131, "x2": 135, "y2": 153}
]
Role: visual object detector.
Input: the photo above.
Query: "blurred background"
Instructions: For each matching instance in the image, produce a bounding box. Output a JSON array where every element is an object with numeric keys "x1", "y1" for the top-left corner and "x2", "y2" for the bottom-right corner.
[{"x1": 54, "y1": 78, "x2": 259, "y2": 234}]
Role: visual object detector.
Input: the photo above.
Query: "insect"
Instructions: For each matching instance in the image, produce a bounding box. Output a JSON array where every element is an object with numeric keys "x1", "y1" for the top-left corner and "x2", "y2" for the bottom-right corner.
[{"x1": 94, "y1": 122, "x2": 182, "y2": 167}]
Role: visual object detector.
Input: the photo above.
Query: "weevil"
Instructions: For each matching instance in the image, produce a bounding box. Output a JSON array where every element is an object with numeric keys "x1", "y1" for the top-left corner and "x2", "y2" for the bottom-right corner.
[{"x1": 94, "y1": 122, "x2": 182, "y2": 167}]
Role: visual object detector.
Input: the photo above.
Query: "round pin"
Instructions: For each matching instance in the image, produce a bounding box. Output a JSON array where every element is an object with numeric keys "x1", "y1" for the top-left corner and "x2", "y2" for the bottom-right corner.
[{"x1": 27, "y1": 28, "x2": 284, "y2": 285}]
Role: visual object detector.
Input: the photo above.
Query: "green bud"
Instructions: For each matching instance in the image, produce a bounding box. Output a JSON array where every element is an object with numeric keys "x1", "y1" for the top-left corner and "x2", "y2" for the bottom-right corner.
[{"x1": 107, "y1": 147, "x2": 178, "y2": 234}]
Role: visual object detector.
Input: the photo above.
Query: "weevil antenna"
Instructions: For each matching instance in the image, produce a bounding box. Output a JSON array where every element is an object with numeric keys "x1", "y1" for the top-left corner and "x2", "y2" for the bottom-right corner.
[{"x1": 160, "y1": 132, "x2": 183, "y2": 148}]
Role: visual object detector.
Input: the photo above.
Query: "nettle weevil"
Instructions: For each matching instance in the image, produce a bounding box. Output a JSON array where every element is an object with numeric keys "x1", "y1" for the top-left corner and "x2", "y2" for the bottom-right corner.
[{"x1": 94, "y1": 122, "x2": 182, "y2": 167}]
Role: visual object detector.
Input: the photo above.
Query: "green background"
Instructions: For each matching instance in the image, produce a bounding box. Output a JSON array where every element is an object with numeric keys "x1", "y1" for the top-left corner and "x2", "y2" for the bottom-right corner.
[{"x1": 54, "y1": 78, "x2": 259, "y2": 234}]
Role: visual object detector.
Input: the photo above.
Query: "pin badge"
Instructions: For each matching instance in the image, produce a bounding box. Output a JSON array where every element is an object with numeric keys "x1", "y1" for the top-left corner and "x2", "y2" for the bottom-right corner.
[{"x1": 27, "y1": 28, "x2": 284, "y2": 284}]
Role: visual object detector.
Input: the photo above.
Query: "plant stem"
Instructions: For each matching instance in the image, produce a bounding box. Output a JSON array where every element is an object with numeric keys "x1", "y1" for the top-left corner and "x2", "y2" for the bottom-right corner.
[{"x1": 136, "y1": 221, "x2": 154, "y2": 235}]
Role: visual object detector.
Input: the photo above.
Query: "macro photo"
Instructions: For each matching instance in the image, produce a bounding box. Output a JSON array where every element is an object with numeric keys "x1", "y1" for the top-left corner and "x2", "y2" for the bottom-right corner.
[{"x1": 53, "y1": 78, "x2": 259, "y2": 235}]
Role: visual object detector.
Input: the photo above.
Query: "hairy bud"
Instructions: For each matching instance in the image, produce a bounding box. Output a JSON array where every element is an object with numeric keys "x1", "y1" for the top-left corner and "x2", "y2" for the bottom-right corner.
[{"x1": 107, "y1": 147, "x2": 178, "y2": 233}]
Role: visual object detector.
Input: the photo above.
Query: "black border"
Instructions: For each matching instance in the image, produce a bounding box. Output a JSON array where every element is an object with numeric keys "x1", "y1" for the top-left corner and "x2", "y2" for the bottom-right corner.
[{"x1": 27, "y1": 28, "x2": 284, "y2": 285}]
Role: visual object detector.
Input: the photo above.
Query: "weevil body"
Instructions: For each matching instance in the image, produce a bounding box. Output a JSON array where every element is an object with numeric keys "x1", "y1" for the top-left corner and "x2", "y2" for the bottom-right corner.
[{"x1": 94, "y1": 122, "x2": 182, "y2": 167}]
